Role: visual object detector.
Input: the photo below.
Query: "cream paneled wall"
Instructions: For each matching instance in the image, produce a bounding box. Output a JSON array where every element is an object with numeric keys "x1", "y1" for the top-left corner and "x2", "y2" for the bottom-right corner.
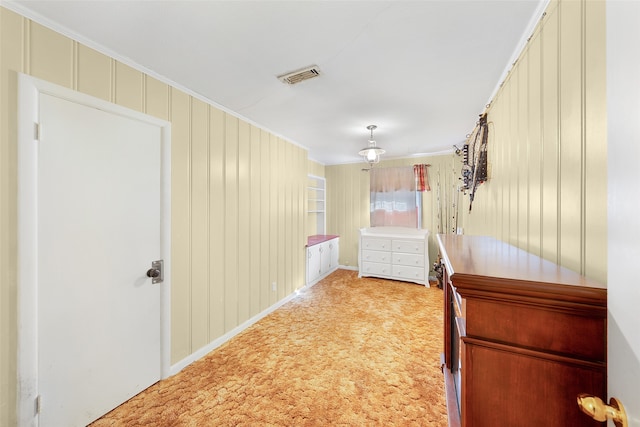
[
  {"x1": 307, "y1": 159, "x2": 325, "y2": 178},
  {"x1": 0, "y1": 8, "x2": 307, "y2": 424},
  {"x1": 461, "y1": 0, "x2": 607, "y2": 283},
  {"x1": 325, "y1": 154, "x2": 461, "y2": 272}
]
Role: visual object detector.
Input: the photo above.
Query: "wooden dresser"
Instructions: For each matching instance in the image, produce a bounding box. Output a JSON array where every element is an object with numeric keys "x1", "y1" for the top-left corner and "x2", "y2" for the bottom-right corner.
[{"x1": 437, "y1": 234, "x2": 607, "y2": 427}]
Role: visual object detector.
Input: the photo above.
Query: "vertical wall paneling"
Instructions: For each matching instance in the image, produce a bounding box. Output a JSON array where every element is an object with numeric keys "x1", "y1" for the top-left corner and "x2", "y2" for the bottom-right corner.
[
  {"x1": 493, "y1": 79, "x2": 508, "y2": 241},
  {"x1": 237, "y1": 120, "x2": 251, "y2": 324},
  {"x1": 283, "y1": 143, "x2": 297, "y2": 296},
  {"x1": 359, "y1": 165, "x2": 369, "y2": 240},
  {"x1": 541, "y1": 4, "x2": 560, "y2": 264},
  {"x1": 260, "y1": 130, "x2": 271, "y2": 310},
  {"x1": 298, "y1": 148, "x2": 306, "y2": 286},
  {"x1": 528, "y1": 30, "x2": 543, "y2": 257},
  {"x1": 518, "y1": 53, "x2": 530, "y2": 250},
  {"x1": 277, "y1": 138, "x2": 286, "y2": 299},
  {"x1": 297, "y1": 148, "x2": 304, "y2": 287},
  {"x1": 0, "y1": 9, "x2": 23, "y2": 426},
  {"x1": 170, "y1": 89, "x2": 191, "y2": 361},
  {"x1": 306, "y1": 160, "x2": 321, "y2": 178},
  {"x1": 209, "y1": 108, "x2": 226, "y2": 339},
  {"x1": 487, "y1": 113, "x2": 499, "y2": 239},
  {"x1": 249, "y1": 125, "x2": 261, "y2": 314},
  {"x1": 114, "y1": 61, "x2": 143, "y2": 112},
  {"x1": 496, "y1": 95, "x2": 507, "y2": 242},
  {"x1": 280, "y1": 140, "x2": 287, "y2": 293},
  {"x1": 558, "y1": 0, "x2": 583, "y2": 273},
  {"x1": 76, "y1": 45, "x2": 111, "y2": 101},
  {"x1": 145, "y1": 76, "x2": 169, "y2": 121},
  {"x1": 190, "y1": 98, "x2": 209, "y2": 350},
  {"x1": 347, "y1": 165, "x2": 357, "y2": 265},
  {"x1": 468, "y1": 0, "x2": 605, "y2": 280},
  {"x1": 29, "y1": 22, "x2": 73, "y2": 88},
  {"x1": 269, "y1": 134, "x2": 278, "y2": 305},
  {"x1": 297, "y1": 147, "x2": 304, "y2": 290},
  {"x1": 583, "y1": 0, "x2": 606, "y2": 284},
  {"x1": 224, "y1": 114, "x2": 239, "y2": 331},
  {"x1": 508, "y1": 73, "x2": 518, "y2": 245}
]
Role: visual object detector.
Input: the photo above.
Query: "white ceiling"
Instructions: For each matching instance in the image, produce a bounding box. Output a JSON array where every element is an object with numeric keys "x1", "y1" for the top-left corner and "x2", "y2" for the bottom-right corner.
[{"x1": 6, "y1": 0, "x2": 544, "y2": 165}]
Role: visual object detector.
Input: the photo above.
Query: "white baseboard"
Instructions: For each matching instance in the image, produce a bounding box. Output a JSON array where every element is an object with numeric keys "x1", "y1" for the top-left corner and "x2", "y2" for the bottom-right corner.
[
  {"x1": 169, "y1": 268, "x2": 355, "y2": 377},
  {"x1": 169, "y1": 287, "x2": 300, "y2": 376}
]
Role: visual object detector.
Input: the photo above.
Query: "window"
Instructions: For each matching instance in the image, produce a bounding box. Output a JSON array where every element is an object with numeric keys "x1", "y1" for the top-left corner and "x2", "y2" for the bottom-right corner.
[{"x1": 370, "y1": 166, "x2": 419, "y2": 228}]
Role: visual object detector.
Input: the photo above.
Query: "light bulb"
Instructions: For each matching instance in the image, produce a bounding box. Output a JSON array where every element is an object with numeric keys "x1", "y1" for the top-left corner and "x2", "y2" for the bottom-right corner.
[{"x1": 366, "y1": 150, "x2": 377, "y2": 162}]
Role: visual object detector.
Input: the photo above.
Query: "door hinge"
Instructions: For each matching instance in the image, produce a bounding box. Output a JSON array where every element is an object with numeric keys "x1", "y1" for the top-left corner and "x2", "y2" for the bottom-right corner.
[
  {"x1": 34, "y1": 123, "x2": 40, "y2": 141},
  {"x1": 35, "y1": 395, "x2": 41, "y2": 415}
]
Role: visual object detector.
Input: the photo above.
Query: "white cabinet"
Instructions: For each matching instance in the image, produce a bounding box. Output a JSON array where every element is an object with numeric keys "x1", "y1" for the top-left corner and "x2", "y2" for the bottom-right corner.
[
  {"x1": 306, "y1": 236, "x2": 339, "y2": 285},
  {"x1": 358, "y1": 227, "x2": 430, "y2": 286}
]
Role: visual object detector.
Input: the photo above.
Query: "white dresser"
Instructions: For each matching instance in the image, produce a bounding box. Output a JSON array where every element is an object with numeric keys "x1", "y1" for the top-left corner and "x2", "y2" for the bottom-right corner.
[{"x1": 358, "y1": 227, "x2": 430, "y2": 286}]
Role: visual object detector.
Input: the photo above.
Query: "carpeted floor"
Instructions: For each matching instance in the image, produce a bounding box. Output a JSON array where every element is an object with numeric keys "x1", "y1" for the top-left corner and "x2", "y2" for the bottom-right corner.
[{"x1": 91, "y1": 269, "x2": 448, "y2": 426}]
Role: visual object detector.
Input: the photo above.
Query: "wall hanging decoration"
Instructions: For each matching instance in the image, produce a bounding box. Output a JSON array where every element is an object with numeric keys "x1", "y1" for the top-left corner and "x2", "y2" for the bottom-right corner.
[{"x1": 461, "y1": 113, "x2": 488, "y2": 212}]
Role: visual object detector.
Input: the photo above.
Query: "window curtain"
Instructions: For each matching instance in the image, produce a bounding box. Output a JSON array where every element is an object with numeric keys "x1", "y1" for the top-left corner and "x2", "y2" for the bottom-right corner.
[
  {"x1": 370, "y1": 166, "x2": 418, "y2": 228},
  {"x1": 414, "y1": 164, "x2": 430, "y2": 192}
]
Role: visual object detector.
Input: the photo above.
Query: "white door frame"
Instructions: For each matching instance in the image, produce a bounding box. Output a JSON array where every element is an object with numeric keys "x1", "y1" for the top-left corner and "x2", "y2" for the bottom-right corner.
[{"x1": 16, "y1": 73, "x2": 172, "y2": 426}]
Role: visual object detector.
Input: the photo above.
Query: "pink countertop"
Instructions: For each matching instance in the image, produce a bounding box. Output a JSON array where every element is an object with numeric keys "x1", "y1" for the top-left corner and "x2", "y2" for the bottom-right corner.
[{"x1": 307, "y1": 234, "x2": 339, "y2": 247}]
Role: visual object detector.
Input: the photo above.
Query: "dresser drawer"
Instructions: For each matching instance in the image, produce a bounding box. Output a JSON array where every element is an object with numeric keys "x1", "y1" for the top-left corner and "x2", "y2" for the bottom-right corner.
[
  {"x1": 362, "y1": 250, "x2": 391, "y2": 264},
  {"x1": 362, "y1": 262, "x2": 392, "y2": 276},
  {"x1": 392, "y1": 239, "x2": 424, "y2": 254},
  {"x1": 392, "y1": 252, "x2": 424, "y2": 267},
  {"x1": 392, "y1": 265, "x2": 425, "y2": 281},
  {"x1": 362, "y1": 238, "x2": 391, "y2": 251}
]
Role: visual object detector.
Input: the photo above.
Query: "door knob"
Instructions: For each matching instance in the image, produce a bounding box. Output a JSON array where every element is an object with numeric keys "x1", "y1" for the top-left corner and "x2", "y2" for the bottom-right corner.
[
  {"x1": 146, "y1": 260, "x2": 164, "y2": 284},
  {"x1": 577, "y1": 394, "x2": 628, "y2": 427},
  {"x1": 146, "y1": 268, "x2": 160, "y2": 278}
]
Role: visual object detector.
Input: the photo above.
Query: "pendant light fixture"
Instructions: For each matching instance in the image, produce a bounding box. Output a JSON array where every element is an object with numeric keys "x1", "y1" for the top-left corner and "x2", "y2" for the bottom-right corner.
[{"x1": 358, "y1": 125, "x2": 385, "y2": 166}]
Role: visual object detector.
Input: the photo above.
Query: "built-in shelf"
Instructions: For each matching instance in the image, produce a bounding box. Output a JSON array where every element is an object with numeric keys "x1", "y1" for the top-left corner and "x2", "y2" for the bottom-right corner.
[{"x1": 307, "y1": 175, "x2": 326, "y2": 236}]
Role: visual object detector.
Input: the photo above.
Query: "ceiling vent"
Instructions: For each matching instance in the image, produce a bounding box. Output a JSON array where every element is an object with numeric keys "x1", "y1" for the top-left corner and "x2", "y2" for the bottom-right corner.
[{"x1": 277, "y1": 65, "x2": 321, "y2": 85}]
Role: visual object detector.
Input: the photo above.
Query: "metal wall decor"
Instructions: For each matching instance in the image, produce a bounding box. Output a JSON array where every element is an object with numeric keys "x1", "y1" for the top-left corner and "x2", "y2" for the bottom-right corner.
[{"x1": 461, "y1": 113, "x2": 488, "y2": 212}]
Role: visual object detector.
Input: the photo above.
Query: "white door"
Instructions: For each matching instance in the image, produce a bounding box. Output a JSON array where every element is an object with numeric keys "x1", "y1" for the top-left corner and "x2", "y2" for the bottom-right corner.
[
  {"x1": 37, "y1": 93, "x2": 162, "y2": 426},
  {"x1": 17, "y1": 75, "x2": 171, "y2": 427},
  {"x1": 607, "y1": 2, "x2": 640, "y2": 425}
]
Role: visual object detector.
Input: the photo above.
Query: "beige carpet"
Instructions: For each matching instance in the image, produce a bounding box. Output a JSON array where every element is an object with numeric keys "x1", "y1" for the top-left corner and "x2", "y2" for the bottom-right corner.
[{"x1": 91, "y1": 269, "x2": 448, "y2": 426}]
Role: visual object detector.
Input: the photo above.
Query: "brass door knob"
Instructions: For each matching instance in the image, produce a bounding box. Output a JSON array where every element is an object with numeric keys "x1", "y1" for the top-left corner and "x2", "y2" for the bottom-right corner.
[{"x1": 577, "y1": 394, "x2": 627, "y2": 427}]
